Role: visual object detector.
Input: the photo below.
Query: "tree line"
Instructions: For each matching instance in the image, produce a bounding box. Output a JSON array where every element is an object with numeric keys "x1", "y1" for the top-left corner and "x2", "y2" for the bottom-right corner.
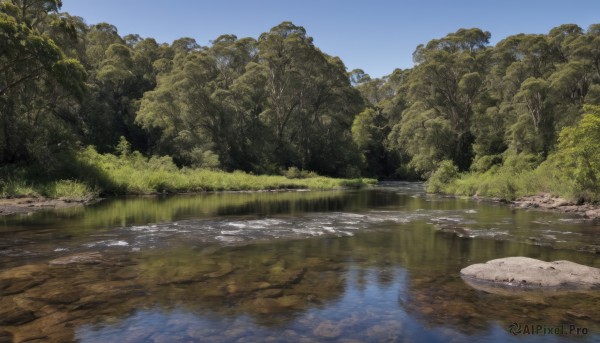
[
  {"x1": 353, "y1": 25, "x2": 600, "y2": 181},
  {"x1": 2, "y1": 0, "x2": 600, "y2": 186},
  {"x1": 1, "y1": 0, "x2": 364, "y2": 179}
]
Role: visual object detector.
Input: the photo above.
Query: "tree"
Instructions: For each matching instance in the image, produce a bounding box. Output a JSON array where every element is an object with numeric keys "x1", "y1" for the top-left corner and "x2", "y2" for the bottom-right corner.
[
  {"x1": 0, "y1": 6, "x2": 85, "y2": 165},
  {"x1": 1, "y1": 0, "x2": 62, "y2": 30},
  {"x1": 137, "y1": 50, "x2": 222, "y2": 168},
  {"x1": 393, "y1": 28, "x2": 491, "y2": 174},
  {"x1": 257, "y1": 22, "x2": 364, "y2": 175},
  {"x1": 554, "y1": 105, "x2": 600, "y2": 193}
]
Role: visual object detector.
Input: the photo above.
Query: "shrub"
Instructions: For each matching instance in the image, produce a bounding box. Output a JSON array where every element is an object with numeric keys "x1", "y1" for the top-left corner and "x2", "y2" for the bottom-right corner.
[{"x1": 426, "y1": 160, "x2": 460, "y2": 193}]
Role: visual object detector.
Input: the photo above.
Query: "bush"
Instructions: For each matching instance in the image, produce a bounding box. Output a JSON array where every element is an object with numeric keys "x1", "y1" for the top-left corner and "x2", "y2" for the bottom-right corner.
[
  {"x1": 283, "y1": 166, "x2": 302, "y2": 179},
  {"x1": 41, "y1": 180, "x2": 96, "y2": 199},
  {"x1": 1, "y1": 144, "x2": 376, "y2": 199},
  {"x1": 426, "y1": 160, "x2": 459, "y2": 193},
  {"x1": 283, "y1": 167, "x2": 320, "y2": 179}
]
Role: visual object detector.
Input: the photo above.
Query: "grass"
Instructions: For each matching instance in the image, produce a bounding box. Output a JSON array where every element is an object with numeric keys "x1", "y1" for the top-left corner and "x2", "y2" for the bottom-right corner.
[
  {"x1": 428, "y1": 157, "x2": 580, "y2": 201},
  {"x1": 100, "y1": 168, "x2": 373, "y2": 194},
  {"x1": 0, "y1": 179, "x2": 97, "y2": 200},
  {"x1": 0, "y1": 147, "x2": 376, "y2": 199}
]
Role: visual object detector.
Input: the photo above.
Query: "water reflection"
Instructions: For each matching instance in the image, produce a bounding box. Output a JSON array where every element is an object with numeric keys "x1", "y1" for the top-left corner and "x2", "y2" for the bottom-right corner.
[{"x1": 1, "y1": 183, "x2": 600, "y2": 342}]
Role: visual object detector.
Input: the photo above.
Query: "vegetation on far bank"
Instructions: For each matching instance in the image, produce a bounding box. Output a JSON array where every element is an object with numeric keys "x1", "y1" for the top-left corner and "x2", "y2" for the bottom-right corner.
[
  {"x1": 427, "y1": 105, "x2": 600, "y2": 202},
  {"x1": 0, "y1": 143, "x2": 376, "y2": 200},
  {"x1": 3, "y1": 1, "x2": 600, "y2": 202}
]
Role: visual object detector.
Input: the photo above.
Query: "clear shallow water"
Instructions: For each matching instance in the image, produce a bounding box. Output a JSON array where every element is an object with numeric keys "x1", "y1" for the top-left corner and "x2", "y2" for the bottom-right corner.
[{"x1": 1, "y1": 182, "x2": 600, "y2": 342}]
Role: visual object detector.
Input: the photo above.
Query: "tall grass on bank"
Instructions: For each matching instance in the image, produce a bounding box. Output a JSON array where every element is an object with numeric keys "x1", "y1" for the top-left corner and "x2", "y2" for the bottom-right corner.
[
  {"x1": 427, "y1": 106, "x2": 600, "y2": 202},
  {"x1": 0, "y1": 179, "x2": 96, "y2": 200},
  {"x1": 427, "y1": 155, "x2": 579, "y2": 201},
  {"x1": 0, "y1": 147, "x2": 376, "y2": 199}
]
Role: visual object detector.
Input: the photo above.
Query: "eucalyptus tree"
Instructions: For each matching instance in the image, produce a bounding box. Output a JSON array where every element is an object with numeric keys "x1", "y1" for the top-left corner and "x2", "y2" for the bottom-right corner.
[
  {"x1": 394, "y1": 28, "x2": 491, "y2": 175},
  {"x1": 257, "y1": 22, "x2": 364, "y2": 175},
  {"x1": 1, "y1": 0, "x2": 61, "y2": 30},
  {"x1": 137, "y1": 48, "x2": 222, "y2": 168},
  {"x1": 0, "y1": 1, "x2": 85, "y2": 165}
]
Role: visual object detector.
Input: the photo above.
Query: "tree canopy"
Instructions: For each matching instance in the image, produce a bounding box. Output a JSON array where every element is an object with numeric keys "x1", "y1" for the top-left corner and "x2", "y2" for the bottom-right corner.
[{"x1": 2, "y1": 0, "x2": 600, "y2": 189}]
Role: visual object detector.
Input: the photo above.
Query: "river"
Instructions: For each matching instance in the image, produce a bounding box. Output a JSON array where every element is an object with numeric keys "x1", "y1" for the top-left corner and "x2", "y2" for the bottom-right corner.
[{"x1": 1, "y1": 182, "x2": 599, "y2": 342}]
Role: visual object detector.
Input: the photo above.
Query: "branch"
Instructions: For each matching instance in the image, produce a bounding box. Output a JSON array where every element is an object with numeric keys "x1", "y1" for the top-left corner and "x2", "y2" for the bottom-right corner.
[{"x1": 0, "y1": 67, "x2": 45, "y2": 96}]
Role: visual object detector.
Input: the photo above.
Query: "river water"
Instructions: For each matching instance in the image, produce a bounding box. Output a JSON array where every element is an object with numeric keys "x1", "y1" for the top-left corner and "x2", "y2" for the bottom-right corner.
[{"x1": 1, "y1": 182, "x2": 599, "y2": 342}]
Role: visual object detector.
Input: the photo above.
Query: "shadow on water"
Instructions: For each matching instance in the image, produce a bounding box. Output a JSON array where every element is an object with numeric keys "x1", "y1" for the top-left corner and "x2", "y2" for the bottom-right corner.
[{"x1": 1, "y1": 182, "x2": 600, "y2": 342}]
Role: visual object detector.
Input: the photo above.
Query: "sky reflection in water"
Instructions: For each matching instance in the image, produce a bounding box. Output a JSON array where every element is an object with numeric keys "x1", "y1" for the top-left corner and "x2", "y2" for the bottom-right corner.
[{"x1": 1, "y1": 182, "x2": 600, "y2": 342}]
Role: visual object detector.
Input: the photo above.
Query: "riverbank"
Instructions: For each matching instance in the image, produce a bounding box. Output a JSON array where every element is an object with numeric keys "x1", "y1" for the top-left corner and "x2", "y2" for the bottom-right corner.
[
  {"x1": 427, "y1": 156, "x2": 600, "y2": 221},
  {"x1": 0, "y1": 147, "x2": 376, "y2": 216},
  {"x1": 0, "y1": 197, "x2": 95, "y2": 216},
  {"x1": 512, "y1": 193, "x2": 600, "y2": 221},
  {"x1": 0, "y1": 182, "x2": 375, "y2": 217}
]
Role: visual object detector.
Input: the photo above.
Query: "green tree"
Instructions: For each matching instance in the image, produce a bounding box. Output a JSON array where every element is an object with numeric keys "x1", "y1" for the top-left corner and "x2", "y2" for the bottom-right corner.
[
  {"x1": 0, "y1": 9, "x2": 85, "y2": 165},
  {"x1": 554, "y1": 105, "x2": 600, "y2": 194},
  {"x1": 257, "y1": 22, "x2": 364, "y2": 176},
  {"x1": 394, "y1": 28, "x2": 491, "y2": 175},
  {"x1": 137, "y1": 50, "x2": 222, "y2": 168}
]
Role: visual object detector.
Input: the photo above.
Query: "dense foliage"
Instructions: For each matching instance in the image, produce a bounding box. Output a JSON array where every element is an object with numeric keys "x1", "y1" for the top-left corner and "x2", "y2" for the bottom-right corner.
[
  {"x1": 2, "y1": 1, "x2": 600, "y2": 199},
  {"x1": 353, "y1": 25, "x2": 600, "y2": 200},
  {"x1": 1, "y1": 2, "x2": 364, "y2": 180}
]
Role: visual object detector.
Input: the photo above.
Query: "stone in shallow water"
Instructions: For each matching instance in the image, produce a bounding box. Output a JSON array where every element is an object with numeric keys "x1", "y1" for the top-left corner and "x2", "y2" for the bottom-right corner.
[
  {"x1": 26, "y1": 288, "x2": 81, "y2": 305},
  {"x1": 207, "y1": 262, "x2": 235, "y2": 278},
  {"x1": 313, "y1": 320, "x2": 342, "y2": 339},
  {"x1": 0, "y1": 264, "x2": 50, "y2": 295},
  {"x1": 276, "y1": 295, "x2": 304, "y2": 309},
  {"x1": 0, "y1": 305, "x2": 36, "y2": 326},
  {"x1": 246, "y1": 298, "x2": 282, "y2": 314},
  {"x1": 0, "y1": 329, "x2": 13, "y2": 343},
  {"x1": 254, "y1": 288, "x2": 283, "y2": 298},
  {"x1": 366, "y1": 320, "x2": 403, "y2": 341},
  {"x1": 461, "y1": 257, "x2": 600, "y2": 288},
  {"x1": 48, "y1": 252, "x2": 104, "y2": 265}
]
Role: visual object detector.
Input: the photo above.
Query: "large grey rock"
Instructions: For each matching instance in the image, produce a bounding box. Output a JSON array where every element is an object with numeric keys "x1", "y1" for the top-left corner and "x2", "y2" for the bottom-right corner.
[{"x1": 460, "y1": 257, "x2": 600, "y2": 288}]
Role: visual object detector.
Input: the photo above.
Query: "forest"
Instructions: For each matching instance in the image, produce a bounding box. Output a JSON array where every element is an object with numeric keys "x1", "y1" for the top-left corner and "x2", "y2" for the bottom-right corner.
[{"x1": 1, "y1": 0, "x2": 600, "y2": 201}]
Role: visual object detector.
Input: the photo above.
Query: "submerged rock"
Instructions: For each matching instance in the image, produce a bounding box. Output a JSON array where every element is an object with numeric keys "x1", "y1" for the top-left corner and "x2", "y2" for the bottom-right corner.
[
  {"x1": 49, "y1": 252, "x2": 104, "y2": 265},
  {"x1": 0, "y1": 329, "x2": 13, "y2": 343},
  {"x1": 461, "y1": 257, "x2": 600, "y2": 288},
  {"x1": 0, "y1": 264, "x2": 50, "y2": 295},
  {"x1": 0, "y1": 306, "x2": 36, "y2": 326},
  {"x1": 313, "y1": 320, "x2": 342, "y2": 339}
]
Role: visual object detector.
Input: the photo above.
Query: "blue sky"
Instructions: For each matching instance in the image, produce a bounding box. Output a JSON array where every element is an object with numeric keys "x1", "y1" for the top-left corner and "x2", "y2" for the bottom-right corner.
[{"x1": 62, "y1": 0, "x2": 600, "y2": 78}]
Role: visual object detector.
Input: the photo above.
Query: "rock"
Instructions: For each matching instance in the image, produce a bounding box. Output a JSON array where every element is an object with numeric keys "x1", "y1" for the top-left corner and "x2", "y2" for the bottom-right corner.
[
  {"x1": 267, "y1": 267, "x2": 306, "y2": 287},
  {"x1": 206, "y1": 262, "x2": 235, "y2": 278},
  {"x1": 113, "y1": 266, "x2": 139, "y2": 280},
  {"x1": 0, "y1": 306, "x2": 36, "y2": 325},
  {"x1": 461, "y1": 277, "x2": 577, "y2": 300},
  {"x1": 0, "y1": 329, "x2": 13, "y2": 343},
  {"x1": 224, "y1": 326, "x2": 248, "y2": 338},
  {"x1": 366, "y1": 320, "x2": 403, "y2": 340},
  {"x1": 585, "y1": 209, "x2": 600, "y2": 220},
  {"x1": 276, "y1": 295, "x2": 304, "y2": 309},
  {"x1": 281, "y1": 329, "x2": 300, "y2": 340},
  {"x1": 226, "y1": 281, "x2": 271, "y2": 295},
  {"x1": 0, "y1": 264, "x2": 50, "y2": 296},
  {"x1": 566, "y1": 311, "x2": 591, "y2": 319},
  {"x1": 512, "y1": 194, "x2": 600, "y2": 221},
  {"x1": 246, "y1": 298, "x2": 283, "y2": 314},
  {"x1": 461, "y1": 257, "x2": 600, "y2": 288},
  {"x1": 0, "y1": 279, "x2": 45, "y2": 296},
  {"x1": 254, "y1": 288, "x2": 284, "y2": 298},
  {"x1": 156, "y1": 266, "x2": 210, "y2": 285},
  {"x1": 49, "y1": 252, "x2": 104, "y2": 265},
  {"x1": 27, "y1": 288, "x2": 81, "y2": 305},
  {"x1": 435, "y1": 225, "x2": 472, "y2": 237},
  {"x1": 313, "y1": 320, "x2": 342, "y2": 339}
]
